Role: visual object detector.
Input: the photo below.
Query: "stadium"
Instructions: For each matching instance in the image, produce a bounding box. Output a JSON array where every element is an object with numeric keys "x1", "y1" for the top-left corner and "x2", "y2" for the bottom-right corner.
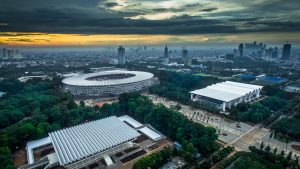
[
  {"x1": 62, "y1": 70, "x2": 159, "y2": 97},
  {"x1": 190, "y1": 81, "x2": 263, "y2": 111}
]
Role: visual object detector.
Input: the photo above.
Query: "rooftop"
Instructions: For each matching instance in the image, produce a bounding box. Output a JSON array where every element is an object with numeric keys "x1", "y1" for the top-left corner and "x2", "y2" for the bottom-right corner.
[
  {"x1": 62, "y1": 70, "x2": 154, "y2": 86},
  {"x1": 49, "y1": 116, "x2": 140, "y2": 165},
  {"x1": 118, "y1": 115, "x2": 143, "y2": 129},
  {"x1": 190, "y1": 81, "x2": 263, "y2": 102}
]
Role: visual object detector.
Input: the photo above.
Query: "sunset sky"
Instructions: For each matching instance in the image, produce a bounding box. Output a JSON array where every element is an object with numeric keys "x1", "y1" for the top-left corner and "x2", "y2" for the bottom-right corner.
[{"x1": 0, "y1": 0, "x2": 299, "y2": 46}]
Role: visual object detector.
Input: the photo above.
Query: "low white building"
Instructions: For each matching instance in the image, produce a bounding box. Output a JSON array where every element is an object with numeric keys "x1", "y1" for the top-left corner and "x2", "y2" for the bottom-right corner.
[
  {"x1": 20, "y1": 116, "x2": 164, "y2": 169},
  {"x1": 190, "y1": 81, "x2": 263, "y2": 111}
]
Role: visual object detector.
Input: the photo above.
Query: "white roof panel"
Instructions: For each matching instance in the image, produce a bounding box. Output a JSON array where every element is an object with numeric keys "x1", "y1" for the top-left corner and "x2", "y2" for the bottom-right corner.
[
  {"x1": 191, "y1": 88, "x2": 241, "y2": 102},
  {"x1": 26, "y1": 137, "x2": 51, "y2": 164},
  {"x1": 118, "y1": 115, "x2": 143, "y2": 128},
  {"x1": 223, "y1": 81, "x2": 263, "y2": 90},
  {"x1": 190, "y1": 81, "x2": 263, "y2": 102},
  {"x1": 138, "y1": 127, "x2": 162, "y2": 141},
  {"x1": 49, "y1": 116, "x2": 140, "y2": 165}
]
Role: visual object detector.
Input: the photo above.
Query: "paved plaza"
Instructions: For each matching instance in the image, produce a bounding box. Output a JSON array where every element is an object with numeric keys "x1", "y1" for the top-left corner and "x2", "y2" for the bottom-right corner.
[{"x1": 145, "y1": 94, "x2": 254, "y2": 144}]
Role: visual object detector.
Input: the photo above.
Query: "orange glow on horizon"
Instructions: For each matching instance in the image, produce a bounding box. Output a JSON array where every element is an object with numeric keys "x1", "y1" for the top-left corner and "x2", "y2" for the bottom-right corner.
[{"x1": 0, "y1": 32, "x2": 299, "y2": 46}]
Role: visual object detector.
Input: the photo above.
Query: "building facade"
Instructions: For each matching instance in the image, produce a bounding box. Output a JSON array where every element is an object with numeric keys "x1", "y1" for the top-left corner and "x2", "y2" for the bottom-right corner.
[
  {"x1": 282, "y1": 43, "x2": 291, "y2": 60},
  {"x1": 118, "y1": 46, "x2": 126, "y2": 64},
  {"x1": 163, "y1": 46, "x2": 170, "y2": 64}
]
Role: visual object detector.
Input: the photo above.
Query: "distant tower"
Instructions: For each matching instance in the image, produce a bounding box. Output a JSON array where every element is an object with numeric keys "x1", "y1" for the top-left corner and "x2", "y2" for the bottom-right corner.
[
  {"x1": 2, "y1": 48, "x2": 7, "y2": 58},
  {"x1": 118, "y1": 46, "x2": 126, "y2": 65},
  {"x1": 238, "y1": 44, "x2": 244, "y2": 57},
  {"x1": 233, "y1": 49, "x2": 238, "y2": 58},
  {"x1": 182, "y1": 46, "x2": 191, "y2": 66},
  {"x1": 163, "y1": 45, "x2": 169, "y2": 64},
  {"x1": 282, "y1": 43, "x2": 291, "y2": 60}
]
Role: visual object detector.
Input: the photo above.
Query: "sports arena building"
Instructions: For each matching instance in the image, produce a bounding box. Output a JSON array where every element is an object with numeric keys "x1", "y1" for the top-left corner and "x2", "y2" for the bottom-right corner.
[
  {"x1": 20, "y1": 116, "x2": 166, "y2": 169},
  {"x1": 190, "y1": 81, "x2": 263, "y2": 111},
  {"x1": 62, "y1": 70, "x2": 159, "y2": 97}
]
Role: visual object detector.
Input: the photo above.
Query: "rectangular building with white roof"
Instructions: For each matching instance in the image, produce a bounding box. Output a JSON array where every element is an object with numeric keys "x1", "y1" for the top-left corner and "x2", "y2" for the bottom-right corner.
[{"x1": 190, "y1": 81, "x2": 263, "y2": 111}]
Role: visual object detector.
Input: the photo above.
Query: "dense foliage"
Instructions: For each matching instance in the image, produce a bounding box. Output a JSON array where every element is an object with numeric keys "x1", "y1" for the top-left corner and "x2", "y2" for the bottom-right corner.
[
  {"x1": 273, "y1": 115, "x2": 300, "y2": 139},
  {"x1": 236, "y1": 146, "x2": 300, "y2": 169},
  {"x1": 229, "y1": 85, "x2": 297, "y2": 124},
  {"x1": 133, "y1": 147, "x2": 174, "y2": 169},
  {"x1": 149, "y1": 70, "x2": 220, "y2": 105},
  {"x1": 195, "y1": 146, "x2": 235, "y2": 169},
  {"x1": 216, "y1": 152, "x2": 243, "y2": 169}
]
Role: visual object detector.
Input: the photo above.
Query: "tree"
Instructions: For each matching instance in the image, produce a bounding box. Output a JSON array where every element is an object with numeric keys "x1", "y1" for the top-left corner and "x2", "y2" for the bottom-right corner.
[
  {"x1": 294, "y1": 155, "x2": 299, "y2": 164},
  {"x1": 260, "y1": 141, "x2": 265, "y2": 151},
  {"x1": 273, "y1": 147, "x2": 278, "y2": 155},
  {"x1": 265, "y1": 145, "x2": 271, "y2": 153},
  {"x1": 287, "y1": 152, "x2": 292, "y2": 161},
  {"x1": 80, "y1": 100, "x2": 85, "y2": 107}
]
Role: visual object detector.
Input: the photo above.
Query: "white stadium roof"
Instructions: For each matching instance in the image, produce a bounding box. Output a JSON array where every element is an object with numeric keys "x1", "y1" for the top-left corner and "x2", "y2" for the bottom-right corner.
[
  {"x1": 49, "y1": 116, "x2": 140, "y2": 165},
  {"x1": 62, "y1": 70, "x2": 154, "y2": 86},
  {"x1": 190, "y1": 81, "x2": 263, "y2": 102}
]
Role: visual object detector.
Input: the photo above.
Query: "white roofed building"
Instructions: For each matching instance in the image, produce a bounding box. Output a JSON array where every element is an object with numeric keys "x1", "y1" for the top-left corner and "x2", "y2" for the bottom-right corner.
[
  {"x1": 20, "y1": 116, "x2": 165, "y2": 169},
  {"x1": 190, "y1": 81, "x2": 263, "y2": 111},
  {"x1": 62, "y1": 70, "x2": 159, "y2": 97}
]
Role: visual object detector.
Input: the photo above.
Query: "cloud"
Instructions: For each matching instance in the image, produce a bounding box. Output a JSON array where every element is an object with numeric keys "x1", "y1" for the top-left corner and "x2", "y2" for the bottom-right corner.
[
  {"x1": 104, "y1": 2, "x2": 120, "y2": 8},
  {"x1": 0, "y1": 0, "x2": 299, "y2": 36},
  {"x1": 200, "y1": 7, "x2": 218, "y2": 12}
]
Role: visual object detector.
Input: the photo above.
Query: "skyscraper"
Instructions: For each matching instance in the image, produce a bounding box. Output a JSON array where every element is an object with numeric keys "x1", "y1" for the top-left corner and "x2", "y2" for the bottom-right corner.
[
  {"x1": 238, "y1": 43, "x2": 244, "y2": 57},
  {"x1": 118, "y1": 46, "x2": 126, "y2": 65},
  {"x1": 282, "y1": 43, "x2": 291, "y2": 60},
  {"x1": 182, "y1": 46, "x2": 191, "y2": 66},
  {"x1": 2, "y1": 48, "x2": 7, "y2": 58},
  {"x1": 163, "y1": 45, "x2": 169, "y2": 64}
]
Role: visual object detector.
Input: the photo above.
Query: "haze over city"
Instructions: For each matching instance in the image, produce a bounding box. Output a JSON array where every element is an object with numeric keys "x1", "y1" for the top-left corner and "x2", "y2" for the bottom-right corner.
[{"x1": 1, "y1": 1, "x2": 300, "y2": 169}]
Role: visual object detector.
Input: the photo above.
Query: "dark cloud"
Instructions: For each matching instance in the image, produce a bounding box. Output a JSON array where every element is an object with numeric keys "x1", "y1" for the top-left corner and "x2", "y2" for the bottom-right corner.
[
  {"x1": 104, "y1": 2, "x2": 120, "y2": 8},
  {"x1": 0, "y1": 0, "x2": 299, "y2": 35},
  {"x1": 200, "y1": 7, "x2": 218, "y2": 12}
]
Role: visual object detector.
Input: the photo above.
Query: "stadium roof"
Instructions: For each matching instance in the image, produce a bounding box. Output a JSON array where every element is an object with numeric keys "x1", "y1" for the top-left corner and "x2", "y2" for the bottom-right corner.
[
  {"x1": 190, "y1": 81, "x2": 263, "y2": 102},
  {"x1": 118, "y1": 115, "x2": 143, "y2": 129},
  {"x1": 62, "y1": 70, "x2": 154, "y2": 86},
  {"x1": 49, "y1": 116, "x2": 140, "y2": 165}
]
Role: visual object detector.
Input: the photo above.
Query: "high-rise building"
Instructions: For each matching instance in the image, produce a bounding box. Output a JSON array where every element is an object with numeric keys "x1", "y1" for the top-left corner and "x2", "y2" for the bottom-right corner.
[
  {"x1": 282, "y1": 43, "x2": 291, "y2": 60},
  {"x1": 118, "y1": 46, "x2": 126, "y2": 65},
  {"x1": 182, "y1": 46, "x2": 191, "y2": 66},
  {"x1": 233, "y1": 49, "x2": 238, "y2": 58},
  {"x1": 2, "y1": 48, "x2": 7, "y2": 58},
  {"x1": 238, "y1": 44, "x2": 244, "y2": 57},
  {"x1": 163, "y1": 45, "x2": 169, "y2": 64}
]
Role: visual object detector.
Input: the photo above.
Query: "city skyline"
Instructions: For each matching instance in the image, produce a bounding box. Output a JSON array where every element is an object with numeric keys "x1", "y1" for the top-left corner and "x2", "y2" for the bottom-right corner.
[{"x1": 0, "y1": 0, "x2": 299, "y2": 46}]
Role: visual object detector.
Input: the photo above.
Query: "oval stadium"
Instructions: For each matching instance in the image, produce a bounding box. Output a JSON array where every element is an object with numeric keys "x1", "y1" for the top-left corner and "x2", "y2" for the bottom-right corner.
[{"x1": 62, "y1": 70, "x2": 159, "y2": 97}]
